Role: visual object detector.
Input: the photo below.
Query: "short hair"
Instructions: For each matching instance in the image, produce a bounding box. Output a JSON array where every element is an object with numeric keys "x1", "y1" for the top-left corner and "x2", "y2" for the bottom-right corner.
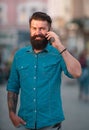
[{"x1": 29, "y1": 12, "x2": 52, "y2": 28}]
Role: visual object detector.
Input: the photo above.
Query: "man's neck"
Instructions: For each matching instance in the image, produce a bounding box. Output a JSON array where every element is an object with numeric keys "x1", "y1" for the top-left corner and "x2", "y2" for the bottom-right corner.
[{"x1": 34, "y1": 49, "x2": 42, "y2": 54}]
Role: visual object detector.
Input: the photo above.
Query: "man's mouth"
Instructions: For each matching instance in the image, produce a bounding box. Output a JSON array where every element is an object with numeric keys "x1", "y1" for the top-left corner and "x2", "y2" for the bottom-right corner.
[{"x1": 35, "y1": 36, "x2": 42, "y2": 40}]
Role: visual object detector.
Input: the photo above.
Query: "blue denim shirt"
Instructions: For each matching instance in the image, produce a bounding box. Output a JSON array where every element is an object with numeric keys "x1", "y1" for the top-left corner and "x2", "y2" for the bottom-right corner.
[{"x1": 7, "y1": 43, "x2": 73, "y2": 129}]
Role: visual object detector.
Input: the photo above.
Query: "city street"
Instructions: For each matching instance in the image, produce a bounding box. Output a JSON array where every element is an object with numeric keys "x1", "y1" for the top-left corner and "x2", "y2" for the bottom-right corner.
[
  {"x1": 0, "y1": 0, "x2": 89, "y2": 130},
  {"x1": 0, "y1": 76, "x2": 89, "y2": 130}
]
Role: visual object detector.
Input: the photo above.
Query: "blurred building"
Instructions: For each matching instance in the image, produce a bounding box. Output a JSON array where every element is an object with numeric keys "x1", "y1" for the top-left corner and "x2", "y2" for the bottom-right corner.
[
  {"x1": 47, "y1": 0, "x2": 89, "y2": 55},
  {"x1": 47, "y1": 0, "x2": 89, "y2": 28},
  {"x1": 0, "y1": 0, "x2": 48, "y2": 64},
  {"x1": 72, "y1": 0, "x2": 89, "y2": 45}
]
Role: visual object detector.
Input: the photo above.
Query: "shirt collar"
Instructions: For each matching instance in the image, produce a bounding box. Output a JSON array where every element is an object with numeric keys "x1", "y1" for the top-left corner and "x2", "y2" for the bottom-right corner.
[{"x1": 26, "y1": 42, "x2": 51, "y2": 53}]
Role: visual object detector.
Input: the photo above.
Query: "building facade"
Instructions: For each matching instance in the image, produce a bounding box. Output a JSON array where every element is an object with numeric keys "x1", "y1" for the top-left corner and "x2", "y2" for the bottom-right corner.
[
  {"x1": 0, "y1": 0, "x2": 48, "y2": 63},
  {"x1": 0, "y1": 0, "x2": 47, "y2": 29},
  {"x1": 47, "y1": 0, "x2": 89, "y2": 55}
]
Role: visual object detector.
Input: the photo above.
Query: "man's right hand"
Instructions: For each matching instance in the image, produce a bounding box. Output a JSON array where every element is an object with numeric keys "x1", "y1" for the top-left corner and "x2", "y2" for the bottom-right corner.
[{"x1": 9, "y1": 112, "x2": 26, "y2": 127}]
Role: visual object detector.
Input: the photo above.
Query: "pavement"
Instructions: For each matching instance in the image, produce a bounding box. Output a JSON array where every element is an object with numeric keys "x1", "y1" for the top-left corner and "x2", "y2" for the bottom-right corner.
[
  {"x1": 61, "y1": 76, "x2": 89, "y2": 130},
  {"x1": 0, "y1": 76, "x2": 89, "y2": 130}
]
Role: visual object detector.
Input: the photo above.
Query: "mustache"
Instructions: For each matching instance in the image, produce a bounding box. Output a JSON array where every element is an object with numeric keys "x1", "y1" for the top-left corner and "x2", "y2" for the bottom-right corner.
[{"x1": 31, "y1": 34, "x2": 46, "y2": 39}]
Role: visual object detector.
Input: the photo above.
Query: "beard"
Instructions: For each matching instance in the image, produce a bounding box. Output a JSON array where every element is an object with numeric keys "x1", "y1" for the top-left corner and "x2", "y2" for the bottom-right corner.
[{"x1": 30, "y1": 34, "x2": 48, "y2": 50}]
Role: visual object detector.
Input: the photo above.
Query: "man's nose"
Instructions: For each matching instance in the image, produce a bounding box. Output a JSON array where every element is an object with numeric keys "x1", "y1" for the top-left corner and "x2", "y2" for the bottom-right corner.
[{"x1": 35, "y1": 29, "x2": 41, "y2": 35}]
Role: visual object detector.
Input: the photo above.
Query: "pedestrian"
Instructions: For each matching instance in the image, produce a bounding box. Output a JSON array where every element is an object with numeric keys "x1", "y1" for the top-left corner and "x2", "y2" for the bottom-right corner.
[
  {"x1": 78, "y1": 49, "x2": 89, "y2": 102},
  {"x1": 6, "y1": 12, "x2": 81, "y2": 130}
]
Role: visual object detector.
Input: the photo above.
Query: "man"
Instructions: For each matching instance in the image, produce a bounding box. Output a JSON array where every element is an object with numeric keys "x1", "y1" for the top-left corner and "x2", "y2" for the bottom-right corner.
[{"x1": 7, "y1": 12, "x2": 81, "y2": 130}]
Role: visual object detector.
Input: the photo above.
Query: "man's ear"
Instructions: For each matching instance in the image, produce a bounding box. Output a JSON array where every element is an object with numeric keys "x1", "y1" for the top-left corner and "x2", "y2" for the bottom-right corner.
[{"x1": 48, "y1": 26, "x2": 52, "y2": 31}]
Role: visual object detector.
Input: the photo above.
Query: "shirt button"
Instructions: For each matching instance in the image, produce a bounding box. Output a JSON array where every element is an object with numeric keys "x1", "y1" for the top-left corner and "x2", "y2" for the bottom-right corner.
[
  {"x1": 34, "y1": 65, "x2": 37, "y2": 68},
  {"x1": 33, "y1": 99, "x2": 36, "y2": 102},
  {"x1": 21, "y1": 66, "x2": 23, "y2": 69},
  {"x1": 35, "y1": 110, "x2": 37, "y2": 113},
  {"x1": 33, "y1": 88, "x2": 36, "y2": 90},
  {"x1": 34, "y1": 76, "x2": 36, "y2": 79}
]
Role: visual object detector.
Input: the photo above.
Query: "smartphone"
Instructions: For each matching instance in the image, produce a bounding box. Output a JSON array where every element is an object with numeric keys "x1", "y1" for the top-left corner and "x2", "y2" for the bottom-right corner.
[{"x1": 49, "y1": 37, "x2": 55, "y2": 45}]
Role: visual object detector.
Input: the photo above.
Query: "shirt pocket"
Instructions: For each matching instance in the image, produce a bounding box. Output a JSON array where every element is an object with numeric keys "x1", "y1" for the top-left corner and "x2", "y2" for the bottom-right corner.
[
  {"x1": 43, "y1": 62, "x2": 58, "y2": 77},
  {"x1": 18, "y1": 64, "x2": 30, "y2": 80}
]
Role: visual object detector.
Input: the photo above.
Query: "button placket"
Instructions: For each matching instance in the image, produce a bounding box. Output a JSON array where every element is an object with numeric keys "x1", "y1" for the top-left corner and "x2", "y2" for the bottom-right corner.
[{"x1": 33, "y1": 54, "x2": 38, "y2": 123}]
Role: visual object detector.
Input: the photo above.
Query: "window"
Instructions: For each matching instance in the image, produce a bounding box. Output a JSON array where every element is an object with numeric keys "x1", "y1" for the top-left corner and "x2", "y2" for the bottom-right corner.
[
  {"x1": 17, "y1": 1, "x2": 47, "y2": 25},
  {"x1": 83, "y1": 0, "x2": 89, "y2": 17},
  {"x1": 0, "y1": 3, "x2": 7, "y2": 24},
  {"x1": 17, "y1": 5, "x2": 28, "y2": 24}
]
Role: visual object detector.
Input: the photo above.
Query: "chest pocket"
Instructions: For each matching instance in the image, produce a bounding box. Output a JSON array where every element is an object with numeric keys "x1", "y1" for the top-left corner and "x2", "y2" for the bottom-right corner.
[
  {"x1": 43, "y1": 62, "x2": 59, "y2": 77},
  {"x1": 18, "y1": 64, "x2": 30, "y2": 80}
]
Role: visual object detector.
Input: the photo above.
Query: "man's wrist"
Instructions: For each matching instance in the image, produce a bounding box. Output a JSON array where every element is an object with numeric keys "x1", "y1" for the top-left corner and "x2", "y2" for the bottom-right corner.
[
  {"x1": 60, "y1": 48, "x2": 67, "y2": 54},
  {"x1": 9, "y1": 111, "x2": 16, "y2": 117},
  {"x1": 57, "y1": 45, "x2": 66, "y2": 53}
]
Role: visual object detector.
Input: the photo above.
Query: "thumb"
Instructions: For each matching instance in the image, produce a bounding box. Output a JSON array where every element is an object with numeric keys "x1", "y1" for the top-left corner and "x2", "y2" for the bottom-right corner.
[{"x1": 19, "y1": 118, "x2": 26, "y2": 125}]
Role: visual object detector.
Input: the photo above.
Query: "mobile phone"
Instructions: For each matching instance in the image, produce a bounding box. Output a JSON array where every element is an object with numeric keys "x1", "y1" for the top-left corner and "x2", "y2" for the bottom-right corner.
[
  {"x1": 49, "y1": 37, "x2": 55, "y2": 45},
  {"x1": 45, "y1": 31, "x2": 55, "y2": 44}
]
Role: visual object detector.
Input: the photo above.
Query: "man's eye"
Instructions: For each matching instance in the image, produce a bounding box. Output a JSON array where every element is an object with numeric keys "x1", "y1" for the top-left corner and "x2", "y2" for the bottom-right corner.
[{"x1": 33, "y1": 28, "x2": 36, "y2": 30}]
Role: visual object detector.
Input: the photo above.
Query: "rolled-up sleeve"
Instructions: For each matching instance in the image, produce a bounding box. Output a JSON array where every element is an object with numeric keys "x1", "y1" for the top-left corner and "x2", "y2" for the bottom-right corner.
[
  {"x1": 60, "y1": 56, "x2": 74, "y2": 78},
  {"x1": 7, "y1": 54, "x2": 20, "y2": 94}
]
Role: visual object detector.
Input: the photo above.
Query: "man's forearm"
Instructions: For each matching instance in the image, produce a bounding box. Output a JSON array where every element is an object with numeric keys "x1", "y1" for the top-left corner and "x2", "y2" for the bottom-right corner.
[
  {"x1": 57, "y1": 46, "x2": 82, "y2": 78},
  {"x1": 7, "y1": 91, "x2": 18, "y2": 114}
]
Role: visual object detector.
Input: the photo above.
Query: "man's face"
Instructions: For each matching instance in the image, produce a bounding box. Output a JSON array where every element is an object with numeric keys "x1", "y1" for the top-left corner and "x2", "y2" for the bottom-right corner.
[{"x1": 30, "y1": 19, "x2": 50, "y2": 50}]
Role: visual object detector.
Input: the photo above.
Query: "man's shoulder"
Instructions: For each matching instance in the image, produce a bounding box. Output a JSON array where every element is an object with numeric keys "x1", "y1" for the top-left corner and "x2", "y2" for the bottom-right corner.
[{"x1": 15, "y1": 45, "x2": 31, "y2": 57}]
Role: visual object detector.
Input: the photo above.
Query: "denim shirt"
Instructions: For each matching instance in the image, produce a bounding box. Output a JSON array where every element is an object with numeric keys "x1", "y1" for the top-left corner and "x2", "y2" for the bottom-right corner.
[{"x1": 7, "y1": 44, "x2": 73, "y2": 129}]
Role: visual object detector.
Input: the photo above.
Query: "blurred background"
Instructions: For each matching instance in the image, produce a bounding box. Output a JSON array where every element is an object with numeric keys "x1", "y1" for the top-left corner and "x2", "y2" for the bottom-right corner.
[{"x1": 0, "y1": 0, "x2": 89, "y2": 130}]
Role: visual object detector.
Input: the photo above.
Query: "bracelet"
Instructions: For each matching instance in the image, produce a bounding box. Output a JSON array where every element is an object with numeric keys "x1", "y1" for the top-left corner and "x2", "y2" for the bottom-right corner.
[{"x1": 60, "y1": 48, "x2": 67, "y2": 54}]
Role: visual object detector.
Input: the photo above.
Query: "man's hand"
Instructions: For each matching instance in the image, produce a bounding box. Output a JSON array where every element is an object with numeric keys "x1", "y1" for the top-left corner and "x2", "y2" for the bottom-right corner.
[
  {"x1": 46, "y1": 31, "x2": 63, "y2": 49},
  {"x1": 9, "y1": 112, "x2": 26, "y2": 127}
]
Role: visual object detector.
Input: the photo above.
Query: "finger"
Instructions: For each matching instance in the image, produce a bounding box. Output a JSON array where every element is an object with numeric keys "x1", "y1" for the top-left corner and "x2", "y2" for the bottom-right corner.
[
  {"x1": 46, "y1": 32, "x2": 51, "y2": 38},
  {"x1": 46, "y1": 34, "x2": 52, "y2": 40},
  {"x1": 19, "y1": 118, "x2": 26, "y2": 125},
  {"x1": 48, "y1": 36, "x2": 54, "y2": 41}
]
